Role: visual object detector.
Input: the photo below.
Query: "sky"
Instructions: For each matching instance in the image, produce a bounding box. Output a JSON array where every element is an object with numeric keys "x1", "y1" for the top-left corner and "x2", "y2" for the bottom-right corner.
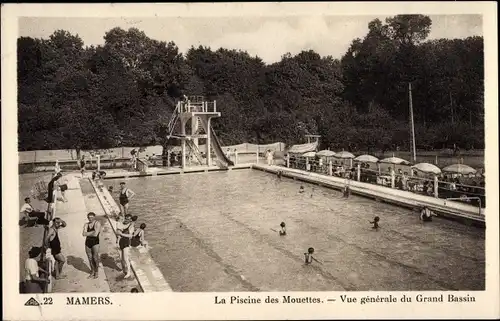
[{"x1": 19, "y1": 15, "x2": 482, "y2": 63}]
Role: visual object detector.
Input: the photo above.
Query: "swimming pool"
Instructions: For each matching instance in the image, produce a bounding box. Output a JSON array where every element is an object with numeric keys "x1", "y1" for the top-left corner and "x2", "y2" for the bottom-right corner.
[{"x1": 107, "y1": 169, "x2": 485, "y2": 292}]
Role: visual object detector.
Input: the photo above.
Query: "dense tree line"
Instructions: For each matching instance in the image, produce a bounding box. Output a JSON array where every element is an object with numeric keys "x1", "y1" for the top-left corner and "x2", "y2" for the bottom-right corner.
[{"x1": 18, "y1": 15, "x2": 484, "y2": 153}]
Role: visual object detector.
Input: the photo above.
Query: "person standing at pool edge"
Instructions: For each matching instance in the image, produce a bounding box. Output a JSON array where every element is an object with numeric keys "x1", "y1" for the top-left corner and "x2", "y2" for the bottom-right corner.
[
  {"x1": 119, "y1": 182, "x2": 135, "y2": 217},
  {"x1": 82, "y1": 212, "x2": 101, "y2": 279},
  {"x1": 78, "y1": 156, "x2": 86, "y2": 178},
  {"x1": 117, "y1": 214, "x2": 135, "y2": 278},
  {"x1": 44, "y1": 217, "x2": 67, "y2": 279}
]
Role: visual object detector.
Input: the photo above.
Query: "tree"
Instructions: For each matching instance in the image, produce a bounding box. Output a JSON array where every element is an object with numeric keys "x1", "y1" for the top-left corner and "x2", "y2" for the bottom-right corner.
[
  {"x1": 385, "y1": 15, "x2": 432, "y2": 47},
  {"x1": 17, "y1": 19, "x2": 484, "y2": 153}
]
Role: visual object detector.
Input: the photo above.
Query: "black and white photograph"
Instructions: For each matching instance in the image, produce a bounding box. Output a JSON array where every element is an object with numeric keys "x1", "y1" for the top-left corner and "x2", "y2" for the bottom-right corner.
[{"x1": 2, "y1": 2, "x2": 498, "y2": 320}]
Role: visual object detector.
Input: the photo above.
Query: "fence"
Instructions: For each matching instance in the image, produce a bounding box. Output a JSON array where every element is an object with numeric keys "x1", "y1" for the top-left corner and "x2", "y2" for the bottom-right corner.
[
  {"x1": 286, "y1": 156, "x2": 486, "y2": 210},
  {"x1": 18, "y1": 142, "x2": 287, "y2": 164}
]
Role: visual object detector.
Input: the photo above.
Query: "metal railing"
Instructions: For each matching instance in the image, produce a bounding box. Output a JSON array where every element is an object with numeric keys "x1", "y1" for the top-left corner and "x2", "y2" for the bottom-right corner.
[
  {"x1": 186, "y1": 139, "x2": 205, "y2": 165},
  {"x1": 286, "y1": 156, "x2": 486, "y2": 210},
  {"x1": 445, "y1": 197, "x2": 482, "y2": 216},
  {"x1": 166, "y1": 104, "x2": 180, "y2": 138},
  {"x1": 180, "y1": 100, "x2": 217, "y2": 113}
]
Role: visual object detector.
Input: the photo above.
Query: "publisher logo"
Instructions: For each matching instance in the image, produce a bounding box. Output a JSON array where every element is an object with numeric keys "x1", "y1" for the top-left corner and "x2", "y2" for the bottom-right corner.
[{"x1": 24, "y1": 297, "x2": 40, "y2": 306}]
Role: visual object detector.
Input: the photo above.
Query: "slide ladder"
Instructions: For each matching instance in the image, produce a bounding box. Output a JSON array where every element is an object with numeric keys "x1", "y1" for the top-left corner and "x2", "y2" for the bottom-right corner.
[
  {"x1": 186, "y1": 139, "x2": 205, "y2": 165},
  {"x1": 166, "y1": 103, "x2": 180, "y2": 138},
  {"x1": 195, "y1": 117, "x2": 204, "y2": 134}
]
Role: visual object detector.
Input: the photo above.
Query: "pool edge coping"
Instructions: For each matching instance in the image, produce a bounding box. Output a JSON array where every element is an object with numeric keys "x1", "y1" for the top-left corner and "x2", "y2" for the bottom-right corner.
[{"x1": 88, "y1": 178, "x2": 173, "y2": 292}]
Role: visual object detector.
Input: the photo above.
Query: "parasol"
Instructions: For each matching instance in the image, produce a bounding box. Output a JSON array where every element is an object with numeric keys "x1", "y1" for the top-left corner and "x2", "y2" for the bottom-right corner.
[
  {"x1": 442, "y1": 164, "x2": 477, "y2": 175},
  {"x1": 411, "y1": 163, "x2": 442, "y2": 175},
  {"x1": 379, "y1": 157, "x2": 411, "y2": 165},
  {"x1": 316, "y1": 150, "x2": 336, "y2": 157},
  {"x1": 335, "y1": 151, "x2": 355, "y2": 159},
  {"x1": 354, "y1": 154, "x2": 379, "y2": 163}
]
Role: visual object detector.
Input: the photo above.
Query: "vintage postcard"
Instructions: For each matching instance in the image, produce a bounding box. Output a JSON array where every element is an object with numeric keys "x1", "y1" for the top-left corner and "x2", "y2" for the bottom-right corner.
[{"x1": 2, "y1": 2, "x2": 499, "y2": 320}]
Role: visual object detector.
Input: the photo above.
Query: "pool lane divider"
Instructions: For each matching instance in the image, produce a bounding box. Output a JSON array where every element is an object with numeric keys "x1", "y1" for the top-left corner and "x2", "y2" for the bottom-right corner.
[
  {"x1": 252, "y1": 164, "x2": 485, "y2": 228},
  {"x1": 88, "y1": 178, "x2": 173, "y2": 292}
]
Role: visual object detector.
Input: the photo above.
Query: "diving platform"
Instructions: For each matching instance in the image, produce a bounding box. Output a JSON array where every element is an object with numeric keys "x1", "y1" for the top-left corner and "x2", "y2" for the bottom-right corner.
[
  {"x1": 165, "y1": 96, "x2": 234, "y2": 169},
  {"x1": 167, "y1": 134, "x2": 209, "y2": 139}
]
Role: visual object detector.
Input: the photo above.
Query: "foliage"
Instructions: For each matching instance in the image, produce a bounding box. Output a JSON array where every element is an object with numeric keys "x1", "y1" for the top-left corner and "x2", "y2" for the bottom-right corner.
[{"x1": 18, "y1": 16, "x2": 484, "y2": 153}]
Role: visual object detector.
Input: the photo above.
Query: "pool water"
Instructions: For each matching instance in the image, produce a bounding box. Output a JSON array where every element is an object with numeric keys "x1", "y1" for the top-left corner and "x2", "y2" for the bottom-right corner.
[{"x1": 108, "y1": 169, "x2": 485, "y2": 292}]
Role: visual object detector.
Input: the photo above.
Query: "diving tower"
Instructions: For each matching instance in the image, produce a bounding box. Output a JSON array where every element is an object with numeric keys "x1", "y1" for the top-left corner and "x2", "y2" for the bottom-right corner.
[{"x1": 166, "y1": 96, "x2": 233, "y2": 169}]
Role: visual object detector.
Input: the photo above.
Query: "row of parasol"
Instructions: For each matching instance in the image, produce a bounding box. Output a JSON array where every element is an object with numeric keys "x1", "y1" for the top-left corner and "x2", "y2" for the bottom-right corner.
[{"x1": 297, "y1": 150, "x2": 479, "y2": 175}]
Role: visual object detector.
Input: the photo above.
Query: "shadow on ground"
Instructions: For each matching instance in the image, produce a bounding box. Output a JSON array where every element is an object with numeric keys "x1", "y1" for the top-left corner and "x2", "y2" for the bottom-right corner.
[
  {"x1": 66, "y1": 255, "x2": 91, "y2": 274},
  {"x1": 101, "y1": 253, "x2": 120, "y2": 271}
]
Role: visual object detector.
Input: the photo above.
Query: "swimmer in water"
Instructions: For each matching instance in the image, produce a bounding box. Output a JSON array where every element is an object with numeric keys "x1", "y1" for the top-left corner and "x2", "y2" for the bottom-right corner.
[
  {"x1": 279, "y1": 222, "x2": 286, "y2": 236},
  {"x1": 310, "y1": 187, "x2": 316, "y2": 198},
  {"x1": 420, "y1": 206, "x2": 433, "y2": 222},
  {"x1": 370, "y1": 216, "x2": 380, "y2": 229},
  {"x1": 299, "y1": 185, "x2": 305, "y2": 194},
  {"x1": 277, "y1": 170, "x2": 283, "y2": 180},
  {"x1": 304, "y1": 247, "x2": 314, "y2": 264},
  {"x1": 343, "y1": 185, "x2": 350, "y2": 198},
  {"x1": 304, "y1": 247, "x2": 322, "y2": 265}
]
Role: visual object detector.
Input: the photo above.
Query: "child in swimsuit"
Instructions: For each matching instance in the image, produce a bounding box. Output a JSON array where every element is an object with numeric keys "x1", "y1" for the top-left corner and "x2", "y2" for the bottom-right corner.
[
  {"x1": 370, "y1": 216, "x2": 380, "y2": 229},
  {"x1": 304, "y1": 247, "x2": 315, "y2": 265},
  {"x1": 279, "y1": 222, "x2": 286, "y2": 236},
  {"x1": 343, "y1": 185, "x2": 350, "y2": 198},
  {"x1": 131, "y1": 223, "x2": 148, "y2": 248}
]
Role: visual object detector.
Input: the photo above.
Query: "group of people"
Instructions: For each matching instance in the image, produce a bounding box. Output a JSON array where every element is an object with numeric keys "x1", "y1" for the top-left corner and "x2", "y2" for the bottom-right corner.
[
  {"x1": 226, "y1": 148, "x2": 239, "y2": 163},
  {"x1": 74, "y1": 177, "x2": 148, "y2": 282},
  {"x1": 22, "y1": 213, "x2": 67, "y2": 293},
  {"x1": 21, "y1": 160, "x2": 150, "y2": 293},
  {"x1": 21, "y1": 162, "x2": 79, "y2": 293}
]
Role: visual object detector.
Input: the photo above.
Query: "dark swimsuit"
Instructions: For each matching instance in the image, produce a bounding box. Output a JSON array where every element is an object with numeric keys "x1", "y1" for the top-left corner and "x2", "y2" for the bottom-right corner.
[
  {"x1": 131, "y1": 230, "x2": 142, "y2": 247},
  {"x1": 80, "y1": 160, "x2": 85, "y2": 169},
  {"x1": 46, "y1": 180, "x2": 55, "y2": 203},
  {"x1": 49, "y1": 229, "x2": 62, "y2": 255},
  {"x1": 85, "y1": 222, "x2": 100, "y2": 248},
  {"x1": 119, "y1": 189, "x2": 129, "y2": 206},
  {"x1": 118, "y1": 224, "x2": 132, "y2": 250},
  {"x1": 421, "y1": 210, "x2": 433, "y2": 222}
]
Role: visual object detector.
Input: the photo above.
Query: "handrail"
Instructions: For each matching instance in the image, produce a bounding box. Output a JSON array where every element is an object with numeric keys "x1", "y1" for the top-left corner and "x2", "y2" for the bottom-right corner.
[
  {"x1": 286, "y1": 156, "x2": 486, "y2": 208},
  {"x1": 186, "y1": 139, "x2": 204, "y2": 165},
  {"x1": 166, "y1": 104, "x2": 180, "y2": 138},
  {"x1": 445, "y1": 197, "x2": 482, "y2": 216},
  {"x1": 179, "y1": 100, "x2": 217, "y2": 114}
]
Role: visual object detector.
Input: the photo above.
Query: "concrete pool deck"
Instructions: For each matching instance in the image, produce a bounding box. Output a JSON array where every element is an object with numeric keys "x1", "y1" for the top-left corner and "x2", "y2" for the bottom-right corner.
[
  {"x1": 252, "y1": 164, "x2": 485, "y2": 227},
  {"x1": 49, "y1": 174, "x2": 111, "y2": 293}
]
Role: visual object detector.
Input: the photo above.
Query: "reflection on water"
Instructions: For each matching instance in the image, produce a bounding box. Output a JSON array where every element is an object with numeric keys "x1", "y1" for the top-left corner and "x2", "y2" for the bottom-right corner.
[{"x1": 107, "y1": 169, "x2": 485, "y2": 292}]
